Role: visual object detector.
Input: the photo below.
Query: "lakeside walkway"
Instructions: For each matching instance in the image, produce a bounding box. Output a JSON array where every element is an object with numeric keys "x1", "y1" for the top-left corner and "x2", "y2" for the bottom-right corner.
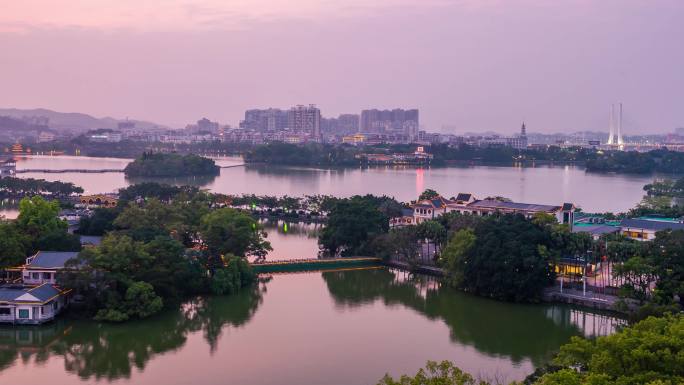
[
  {"x1": 543, "y1": 286, "x2": 624, "y2": 312},
  {"x1": 251, "y1": 257, "x2": 381, "y2": 273}
]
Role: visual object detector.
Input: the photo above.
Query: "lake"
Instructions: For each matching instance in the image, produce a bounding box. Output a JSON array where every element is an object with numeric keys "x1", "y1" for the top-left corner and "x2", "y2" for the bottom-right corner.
[
  {"x1": 3, "y1": 155, "x2": 656, "y2": 219},
  {"x1": 0, "y1": 266, "x2": 624, "y2": 385}
]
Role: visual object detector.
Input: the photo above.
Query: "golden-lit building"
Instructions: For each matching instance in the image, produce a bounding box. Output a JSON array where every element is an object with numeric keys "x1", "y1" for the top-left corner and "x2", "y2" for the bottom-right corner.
[{"x1": 78, "y1": 194, "x2": 118, "y2": 207}]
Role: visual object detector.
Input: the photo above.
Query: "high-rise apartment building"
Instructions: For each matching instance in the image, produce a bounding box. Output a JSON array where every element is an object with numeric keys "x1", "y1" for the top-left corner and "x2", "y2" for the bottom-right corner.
[
  {"x1": 240, "y1": 108, "x2": 288, "y2": 131},
  {"x1": 321, "y1": 114, "x2": 360, "y2": 135},
  {"x1": 288, "y1": 104, "x2": 321, "y2": 139},
  {"x1": 360, "y1": 108, "x2": 419, "y2": 138},
  {"x1": 337, "y1": 114, "x2": 360, "y2": 133}
]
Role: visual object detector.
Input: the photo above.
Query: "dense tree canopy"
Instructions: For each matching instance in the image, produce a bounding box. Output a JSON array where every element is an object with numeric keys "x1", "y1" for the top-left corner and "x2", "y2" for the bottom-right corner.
[
  {"x1": 199, "y1": 208, "x2": 272, "y2": 263},
  {"x1": 0, "y1": 177, "x2": 83, "y2": 197},
  {"x1": 542, "y1": 314, "x2": 684, "y2": 384},
  {"x1": 77, "y1": 207, "x2": 118, "y2": 236},
  {"x1": 118, "y1": 182, "x2": 201, "y2": 203},
  {"x1": 244, "y1": 142, "x2": 358, "y2": 166},
  {"x1": 0, "y1": 196, "x2": 80, "y2": 268},
  {"x1": 319, "y1": 196, "x2": 391, "y2": 257},
  {"x1": 124, "y1": 152, "x2": 220, "y2": 177},
  {"x1": 418, "y1": 189, "x2": 439, "y2": 200},
  {"x1": 584, "y1": 149, "x2": 684, "y2": 174},
  {"x1": 439, "y1": 214, "x2": 558, "y2": 302}
]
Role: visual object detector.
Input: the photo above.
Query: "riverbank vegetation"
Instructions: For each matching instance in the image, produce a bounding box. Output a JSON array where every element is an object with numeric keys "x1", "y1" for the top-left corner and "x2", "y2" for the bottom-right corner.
[
  {"x1": 585, "y1": 148, "x2": 684, "y2": 174},
  {"x1": 0, "y1": 176, "x2": 83, "y2": 198},
  {"x1": 1, "y1": 182, "x2": 271, "y2": 322},
  {"x1": 244, "y1": 141, "x2": 358, "y2": 166},
  {"x1": 244, "y1": 142, "x2": 684, "y2": 174},
  {"x1": 124, "y1": 152, "x2": 220, "y2": 177},
  {"x1": 379, "y1": 313, "x2": 684, "y2": 385}
]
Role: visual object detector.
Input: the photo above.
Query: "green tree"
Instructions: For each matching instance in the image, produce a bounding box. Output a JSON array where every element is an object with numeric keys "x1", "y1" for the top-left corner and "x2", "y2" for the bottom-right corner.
[
  {"x1": 439, "y1": 228, "x2": 476, "y2": 287},
  {"x1": 16, "y1": 196, "x2": 66, "y2": 241},
  {"x1": 0, "y1": 222, "x2": 29, "y2": 268},
  {"x1": 387, "y1": 226, "x2": 421, "y2": 262},
  {"x1": 443, "y1": 214, "x2": 556, "y2": 302},
  {"x1": 61, "y1": 234, "x2": 191, "y2": 321},
  {"x1": 613, "y1": 256, "x2": 658, "y2": 302},
  {"x1": 77, "y1": 207, "x2": 118, "y2": 236},
  {"x1": 122, "y1": 281, "x2": 164, "y2": 318},
  {"x1": 319, "y1": 196, "x2": 389, "y2": 257},
  {"x1": 210, "y1": 256, "x2": 255, "y2": 295},
  {"x1": 418, "y1": 189, "x2": 439, "y2": 200},
  {"x1": 650, "y1": 230, "x2": 684, "y2": 307},
  {"x1": 543, "y1": 314, "x2": 684, "y2": 384},
  {"x1": 416, "y1": 220, "x2": 447, "y2": 257},
  {"x1": 12, "y1": 196, "x2": 80, "y2": 255},
  {"x1": 124, "y1": 152, "x2": 219, "y2": 177},
  {"x1": 199, "y1": 208, "x2": 271, "y2": 262},
  {"x1": 114, "y1": 199, "x2": 185, "y2": 242},
  {"x1": 377, "y1": 360, "x2": 490, "y2": 385}
]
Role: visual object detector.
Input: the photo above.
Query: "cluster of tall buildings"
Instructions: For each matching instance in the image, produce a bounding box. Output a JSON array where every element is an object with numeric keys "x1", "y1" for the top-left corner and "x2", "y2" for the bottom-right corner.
[
  {"x1": 236, "y1": 105, "x2": 420, "y2": 144},
  {"x1": 360, "y1": 109, "x2": 419, "y2": 138},
  {"x1": 239, "y1": 105, "x2": 321, "y2": 139}
]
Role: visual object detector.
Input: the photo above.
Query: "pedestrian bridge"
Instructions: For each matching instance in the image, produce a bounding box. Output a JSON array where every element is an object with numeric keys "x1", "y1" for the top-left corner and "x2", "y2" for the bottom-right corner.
[{"x1": 250, "y1": 257, "x2": 382, "y2": 273}]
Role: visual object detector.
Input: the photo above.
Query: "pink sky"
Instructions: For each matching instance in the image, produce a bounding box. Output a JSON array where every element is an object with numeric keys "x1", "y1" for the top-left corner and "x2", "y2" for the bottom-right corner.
[{"x1": 0, "y1": 0, "x2": 682, "y2": 133}]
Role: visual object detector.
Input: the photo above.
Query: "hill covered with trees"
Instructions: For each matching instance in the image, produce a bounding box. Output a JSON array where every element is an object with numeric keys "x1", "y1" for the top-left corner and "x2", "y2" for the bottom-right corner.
[{"x1": 124, "y1": 152, "x2": 220, "y2": 177}]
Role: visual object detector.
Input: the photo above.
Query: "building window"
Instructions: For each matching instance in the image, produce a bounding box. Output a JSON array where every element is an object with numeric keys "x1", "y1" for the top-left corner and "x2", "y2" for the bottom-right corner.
[
  {"x1": 53, "y1": 302, "x2": 59, "y2": 310},
  {"x1": 31, "y1": 272, "x2": 39, "y2": 280},
  {"x1": 0, "y1": 308, "x2": 10, "y2": 315},
  {"x1": 18, "y1": 309, "x2": 29, "y2": 319},
  {"x1": 43, "y1": 272, "x2": 52, "y2": 280}
]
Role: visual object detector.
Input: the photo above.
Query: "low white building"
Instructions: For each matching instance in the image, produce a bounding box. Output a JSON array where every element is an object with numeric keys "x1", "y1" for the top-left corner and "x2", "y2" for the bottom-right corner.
[
  {"x1": 0, "y1": 284, "x2": 70, "y2": 325},
  {"x1": 409, "y1": 193, "x2": 575, "y2": 226},
  {"x1": 0, "y1": 251, "x2": 76, "y2": 324},
  {"x1": 21, "y1": 251, "x2": 79, "y2": 285}
]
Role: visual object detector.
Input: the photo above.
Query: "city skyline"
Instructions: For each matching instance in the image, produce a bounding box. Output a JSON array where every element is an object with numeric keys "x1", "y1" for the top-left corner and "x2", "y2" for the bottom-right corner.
[{"x1": 1, "y1": 1, "x2": 683, "y2": 134}]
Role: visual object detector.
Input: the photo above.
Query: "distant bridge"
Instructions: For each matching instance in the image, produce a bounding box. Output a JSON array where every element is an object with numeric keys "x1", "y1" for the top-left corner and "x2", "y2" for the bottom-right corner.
[
  {"x1": 15, "y1": 163, "x2": 244, "y2": 173},
  {"x1": 16, "y1": 169, "x2": 124, "y2": 173},
  {"x1": 250, "y1": 257, "x2": 382, "y2": 273}
]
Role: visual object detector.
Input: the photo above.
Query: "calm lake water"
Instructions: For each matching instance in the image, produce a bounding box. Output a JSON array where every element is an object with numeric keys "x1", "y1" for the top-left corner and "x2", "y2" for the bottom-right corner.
[
  {"x1": 5, "y1": 155, "x2": 656, "y2": 215},
  {"x1": 0, "y1": 267, "x2": 623, "y2": 385}
]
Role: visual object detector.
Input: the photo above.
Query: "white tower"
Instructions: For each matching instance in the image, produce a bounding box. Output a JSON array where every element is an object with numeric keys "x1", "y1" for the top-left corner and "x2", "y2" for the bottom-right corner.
[
  {"x1": 607, "y1": 104, "x2": 615, "y2": 145},
  {"x1": 617, "y1": 102, "x2": 624, "y2": 145}
]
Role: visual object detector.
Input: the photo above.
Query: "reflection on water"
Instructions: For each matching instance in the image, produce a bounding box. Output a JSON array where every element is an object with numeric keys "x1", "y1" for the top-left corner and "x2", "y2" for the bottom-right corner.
[
  {"x1": 125, "y1": 174, "x2": 217, "y2": 187},
  {"x1": 0, "y1": 269, "x2": 623, "y2": 385},
  {"x1": 13, "y1": 155, "x2": 655, "y2": 212},
  {"x1": 322, "y1": 268, "x2": 624, "y2": 367},
  {"x1": 0, "y1": 281, "x2": 267, "y2": 380},
  {"x1": 259, "y1": 219, "x2": 322, "y2": 261}
]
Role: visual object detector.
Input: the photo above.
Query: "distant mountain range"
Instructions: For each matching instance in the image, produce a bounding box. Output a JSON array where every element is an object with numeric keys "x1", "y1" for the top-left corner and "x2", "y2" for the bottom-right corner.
[{"x1": 0, "y1": 108, "x2": 168, "y2": 133}]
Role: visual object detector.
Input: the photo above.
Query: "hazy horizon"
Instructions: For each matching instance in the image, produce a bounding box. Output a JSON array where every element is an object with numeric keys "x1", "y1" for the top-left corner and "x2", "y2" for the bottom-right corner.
[{"x1": 1, "y1": 0, "x2": 682, "y2": 135}]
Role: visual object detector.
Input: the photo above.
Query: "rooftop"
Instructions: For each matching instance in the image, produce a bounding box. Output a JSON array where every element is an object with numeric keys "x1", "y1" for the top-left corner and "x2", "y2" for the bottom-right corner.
[
  {"x1": 0, "y1": 284, "x2": 64, "y2": 303},
  {"x1": 468, "y1": 199, "x2": 561, "y2": 212},
  {"x1": 572, "y1": 224, "x2": 620, "y2": 236},
  {"x1": 620, "y1": 218, "x2": 684, "y2": 232},
  {"x1": 26, "y1": 251, "x2": 79, "y2": 269}
]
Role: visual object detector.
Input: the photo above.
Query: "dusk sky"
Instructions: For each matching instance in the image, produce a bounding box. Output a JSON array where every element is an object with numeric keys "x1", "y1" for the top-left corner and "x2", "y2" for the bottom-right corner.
[{"x1": 1, "y1": 0, "x2": 682, "y2": 134}]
